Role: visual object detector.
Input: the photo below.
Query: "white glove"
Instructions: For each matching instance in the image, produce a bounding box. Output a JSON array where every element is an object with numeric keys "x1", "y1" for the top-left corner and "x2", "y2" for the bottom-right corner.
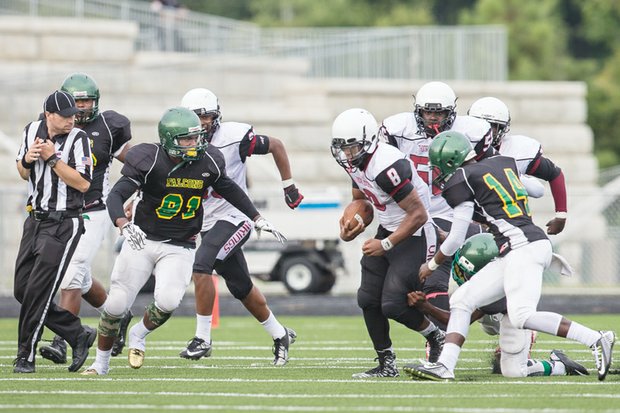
[
  {"x1": 254, "y1": 217, "x2": 287, "y2": 244},
  {"x1": 121, "y1": 222, "x2": 146, "y2": 251}
]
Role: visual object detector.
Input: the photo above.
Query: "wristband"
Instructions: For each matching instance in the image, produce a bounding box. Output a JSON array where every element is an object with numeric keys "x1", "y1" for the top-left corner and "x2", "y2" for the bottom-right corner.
[
  {"x1": 282, "y1": 179, "x2": 294, "y2": 189},
  {"x1": 21, "y1": 157, "x2": 35, "y2": 169},
  {"x1": 555, "y1": 212, "x2": 567, "y2": 219},
  {"x1": 427, "y1": 257, "x2": 439, "y2": 271},
  {"x1": 380, "y1": 238, "x2": 393, "y2": 251}
]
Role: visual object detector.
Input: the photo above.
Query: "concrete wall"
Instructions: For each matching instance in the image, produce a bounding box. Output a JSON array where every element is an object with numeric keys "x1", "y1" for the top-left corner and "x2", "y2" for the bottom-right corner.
[{"x1": 0, "y1": 17, "x2": 606, "y2": 294}]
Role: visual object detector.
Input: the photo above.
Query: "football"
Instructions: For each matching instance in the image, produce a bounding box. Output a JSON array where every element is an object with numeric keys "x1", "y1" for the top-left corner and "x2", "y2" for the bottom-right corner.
[{"x1": 342, "y1": 199, "x2": 374, "y2": 229}]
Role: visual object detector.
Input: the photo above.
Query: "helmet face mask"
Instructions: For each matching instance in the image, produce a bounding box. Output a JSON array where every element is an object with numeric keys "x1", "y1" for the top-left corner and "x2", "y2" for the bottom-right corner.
[
  {"x1": 181, "y1": 88, "x2": 221, "y2": 142},
  {"x1": 428, "y1": 130, "x2": 475, "y2": 187},
  {"x1": 451, "y1": 233, "x2": 499, "y2": 286},
  {"x1": 413, "y1": 81, "x2": 457, "y2": 138},
  {"x1": 331, "y1": 108, "x2": 379, "y2": 170},
  {"x1": 158, "y1": 107, "x2": 208, "y2": 161},
  {"x1": 468, "y1": 97, "x2": 511, "y2": 148},
  {"x1": 60, "y1": 73, "x2": 100, "y2": 124}
]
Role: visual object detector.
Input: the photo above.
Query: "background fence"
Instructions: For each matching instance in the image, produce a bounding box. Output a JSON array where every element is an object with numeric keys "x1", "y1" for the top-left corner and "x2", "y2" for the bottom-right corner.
[{"x1": 0, "y1": 0, "x2": 507, "y2": 81}]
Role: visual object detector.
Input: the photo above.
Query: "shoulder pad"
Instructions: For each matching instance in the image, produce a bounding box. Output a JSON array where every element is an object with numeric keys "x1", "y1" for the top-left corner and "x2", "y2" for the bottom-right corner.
[
  {"x1": 499, "y1": 134, "x2": 542, "y2": 160},
  {"x1": 366, "y1": 142, "x2": 408, "y2": 178},
  {"x1": 212, "y1": 121, "x2": 253, "y2": 146},
  {"x1": 100, "y1": 110, "x2": 130, "y2": 128},
  {"x1": 382, "y1": 112, "x2": 418, "y2": 139}
]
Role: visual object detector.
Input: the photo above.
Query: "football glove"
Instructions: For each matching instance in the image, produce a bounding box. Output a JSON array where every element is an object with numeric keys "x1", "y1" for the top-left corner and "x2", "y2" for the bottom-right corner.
[
  {"x1": 254, "y1": 217, "x2": 287, "y2": 244},
  {"x1": 121, "y1": 222, "x2": 146, "y2": 251},
  {"x1": 284, "y1": 184, "x2": 304, "y2": 209}
]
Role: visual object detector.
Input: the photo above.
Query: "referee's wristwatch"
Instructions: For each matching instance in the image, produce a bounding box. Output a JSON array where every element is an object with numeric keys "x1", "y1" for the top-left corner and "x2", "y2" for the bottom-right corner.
[{"x1": 46, "y1": 154, "x2": 59, "y2": 169}]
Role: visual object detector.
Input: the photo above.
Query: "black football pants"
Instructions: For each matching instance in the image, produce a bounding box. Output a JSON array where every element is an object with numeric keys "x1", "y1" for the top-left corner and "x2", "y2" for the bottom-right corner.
[{"x1": 14, "y1": 215, "x2": 85, "y2": 362}]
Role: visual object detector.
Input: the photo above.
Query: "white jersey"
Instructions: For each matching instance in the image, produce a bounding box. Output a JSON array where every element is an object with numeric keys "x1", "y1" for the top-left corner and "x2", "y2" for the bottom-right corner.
[
  {"x1": 382, "y1": 113, "x2": 492, "y2": 221},
  {"x1": 347, "y1": 142, "x2": 432, "y2": 233},
  {"x1": 499, "y1": 134, "x2": 543, "y2": 176},
  {"x1": 201, "y1": 121, "x2": 255, "y2": 231}
]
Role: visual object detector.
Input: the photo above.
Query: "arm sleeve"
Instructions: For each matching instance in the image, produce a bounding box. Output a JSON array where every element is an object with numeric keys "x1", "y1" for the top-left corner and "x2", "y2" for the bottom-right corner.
[
  {"x1": 549, "y1": 171, "x2": 567, "y2": 212},
  {"x1": 238, "y1": 128, "x2": 270, "y2": 162},
  {"x1": 439, "y1": 201, "x2": 475, "y2": 256},
  {"x1": 211, "y1": 174, "x2": 260, "y2": 220},
  {"x1": 527, "y1": 156, "x2": 561, "y2": 181},
  {"x1": 375, "y1": 158, "x2": 414, "y2": 203},
  {"x1": 107, "y1": 176, "x2": 140, "y2": 224}
]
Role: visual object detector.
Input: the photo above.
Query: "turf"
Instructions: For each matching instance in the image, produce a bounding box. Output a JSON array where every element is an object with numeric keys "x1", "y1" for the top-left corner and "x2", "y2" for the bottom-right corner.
[{"x1": 0, "y1": 314, "x2": 618, "y2": 412}]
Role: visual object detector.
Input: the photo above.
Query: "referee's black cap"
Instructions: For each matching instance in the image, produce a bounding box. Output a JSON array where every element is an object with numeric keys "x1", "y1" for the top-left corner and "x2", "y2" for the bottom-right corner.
[{"x1": 44, "y1": 90, "x2": 80, "y2": 117}]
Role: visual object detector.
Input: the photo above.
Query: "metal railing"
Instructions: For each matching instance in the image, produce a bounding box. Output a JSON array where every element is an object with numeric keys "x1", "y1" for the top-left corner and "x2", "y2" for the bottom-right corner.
[{"x1": 0, "y1": 0, "x2": 507, "y2": 80}]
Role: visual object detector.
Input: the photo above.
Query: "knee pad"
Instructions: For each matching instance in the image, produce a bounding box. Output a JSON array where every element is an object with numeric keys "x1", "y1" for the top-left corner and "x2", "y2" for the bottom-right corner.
[
  {"x1": 223, "y1": 275, "x2": 253, "y2": 300},
  {"x1": 499, "y1": 318, "x2": 530, "y2": 355},
  {"x1": 104, "y1": 290, "x2": 130, "y2": 317},
  {"x1": 380, "y1": 299, "x2": 403, "y2": 320},
  {"x1": 98, "y1": 310, "x2": 123, "y2": 338},
  {"x1": 506, "y1": 303, "x2": 536, "y2": 330},
  {"x1": 146, "y1": 301, "x2": 172, "y2": 327},
  {"x1": 357, "y1": 287, "x2": 380, "y2": 310},
  {"x1": 448, "y1": 283, "x2": 478, "y2": 314}
]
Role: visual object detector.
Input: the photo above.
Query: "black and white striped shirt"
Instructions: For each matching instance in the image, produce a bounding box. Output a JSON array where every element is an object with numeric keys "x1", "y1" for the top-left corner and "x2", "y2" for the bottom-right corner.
[{"x1": 16, "y1": 120, "x2": 92, "y2": 212}]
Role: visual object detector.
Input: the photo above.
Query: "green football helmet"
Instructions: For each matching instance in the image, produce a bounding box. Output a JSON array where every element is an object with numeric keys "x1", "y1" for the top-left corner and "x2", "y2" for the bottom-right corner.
[
  {"x1": 428, "y1": 130, "x2": 476, "y2": 186},
  {"x1": 60, "y1": 73, "x2": 100, "y2": 124},
  {"x1": 451, "y1": 233, "x2": 499, "y2": 286},
  {"x1": 158, "y1": 107, "x2": 207, "y2": 161}
]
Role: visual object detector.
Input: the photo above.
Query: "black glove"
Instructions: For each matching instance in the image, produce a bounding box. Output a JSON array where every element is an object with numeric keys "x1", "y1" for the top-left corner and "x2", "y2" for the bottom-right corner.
[{"x1": 284, "y1": 184, "x2": 303, "y2": 209}]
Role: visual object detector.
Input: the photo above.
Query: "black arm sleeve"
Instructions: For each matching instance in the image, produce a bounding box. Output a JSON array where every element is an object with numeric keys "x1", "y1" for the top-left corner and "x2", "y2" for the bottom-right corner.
[
  {"x1": 375, "y1": 158, "x2": 414, "y2": 203},
  {"x1": 212, "y1": 175, "x2": 260, "y2": 220},
  {"x1": 107, "y1": 176, "x2": 139, "y2": 225},
  {"x1": 528, "y1": 156, "x2": 561, "y2": 181}
]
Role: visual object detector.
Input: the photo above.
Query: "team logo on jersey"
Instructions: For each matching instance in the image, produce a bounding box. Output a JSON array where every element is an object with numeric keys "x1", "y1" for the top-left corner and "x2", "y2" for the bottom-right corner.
[
  {"x1": 166, "y1": 177, "x2": 204, "y2": 189},
  {"x1": 92, "y1": 132, "x2": 100, "y2": 136},
  {"x1": 202, "y1": 172, "x2": 210, "y2": 177}
]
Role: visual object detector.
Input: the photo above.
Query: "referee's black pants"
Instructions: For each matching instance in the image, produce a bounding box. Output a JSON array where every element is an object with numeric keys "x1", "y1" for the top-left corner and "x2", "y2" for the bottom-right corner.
[{"x1": 14, "y1": 215, "x2": 85, "y2": 362}]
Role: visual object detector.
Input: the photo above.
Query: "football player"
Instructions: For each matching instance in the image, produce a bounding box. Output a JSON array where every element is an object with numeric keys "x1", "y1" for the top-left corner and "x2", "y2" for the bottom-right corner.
[
  {"x1": 178, "y1": 88, "x2": 301, "y2": 366},
  {"x1": 406, "y1": 233, "x2": 589, "y2": 378},
  {"x1": 404, "y1": 131, "x2": 615, "y2": 381},
  {"x1": 381, "y1": 81, "x2": 490, "y2": 336},
  {"x1": 81, "y1": 107, "x2": 284, "y2": 375},
  {"x1": 39, "y1": 73, "x2": 133, "y2": 365},
  {"x1": 468, "y1": 96, "x2": 567, "y2": 235},
  {"x1": 331, "y1": 108, "x2": 444, "y2": 378}
]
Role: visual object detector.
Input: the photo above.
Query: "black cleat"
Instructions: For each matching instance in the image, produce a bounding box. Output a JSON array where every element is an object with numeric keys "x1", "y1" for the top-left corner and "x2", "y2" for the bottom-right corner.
[
  {"x1": 426, "y1": 328, "x2": 445, "y2": 363},
  {"x1": 550, "y1": 349, "x2": 589, "y2": 376},
  {"x1": 39, "y1": 335, "x2": 67, "y2": 364},
  {"x1": 352, "y1": 350, "x2": 399, "y2": 378},
  {"x1": 273, "y1": 327, "x2": 296, "y2": 366},
  {"x1": 111, "y1": 310, "x2": 133, "y2": 357},
  {"x1": 68, "y1": 326, "x2": 96, "y2": 372},
  {"x1": 179, "y1": 337, "x2": 212, "y2": 360},
  {"x1": 13, "y1": 357, "x2": 35, "y2": 374}
]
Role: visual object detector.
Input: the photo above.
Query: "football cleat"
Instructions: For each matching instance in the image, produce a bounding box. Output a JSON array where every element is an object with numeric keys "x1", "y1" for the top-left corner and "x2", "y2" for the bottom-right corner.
[
  {"x1": 352, "y1": 350, "x2": 399, "y2": 378},
  {"x1": 39, "y1": 335, "x2": 67, "y2": 364},
  {"x1": 128, "y1": 348, "x2": 145, "y2": 369},
  {"x1": 179, "y1": 337, "x2": 212, "y2": 360},
  {"x1": 550, "y1": 349, "x2": 589, "y2": 376},
  {"x1": 403, "y1": 361, "x2": 454, "y2": 381},
  {"x1": 591, "y1": 330, "x2": 615, "y2": 381},
  {"x1": 111, "y1": 310, "x2": 134, "y2": 357},
  {"x1": 426, "y1": 328, "x2": 445, "y2": 363},
  {"x1": 13, "y1": 357, "x2": 35, "y2": 374},
  {"x1": 273, "y1": 327, "x2": 296, "y2": 366}
]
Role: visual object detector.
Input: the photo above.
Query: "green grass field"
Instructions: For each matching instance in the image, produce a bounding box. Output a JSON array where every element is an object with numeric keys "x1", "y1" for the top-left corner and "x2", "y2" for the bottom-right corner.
[{"x1": 0, "y1": 314, "x2": 618, "y2": 412}]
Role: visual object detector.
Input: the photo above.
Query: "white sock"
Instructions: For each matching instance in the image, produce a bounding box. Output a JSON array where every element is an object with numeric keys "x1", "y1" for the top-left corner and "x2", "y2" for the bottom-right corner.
[
  {"x1": 438, "y1": 342, "x2": 461, "y2": 372},
  {"x1": 419, "y1": 321, "x2": 438, "y2": 337},
  {"x1": 195, "y1": 314, "x2": 212, "y2": 342},
  {"x1": 94, "y1": 348, "x2": 112, "y2": 370},
  {"x1": 567, "y1": 321, "x2": 601, "y2": 347},
  {"x1": 260, "y1": 311, "x2": 286, "y2": 339},
  {"x1": 129, "y1": 319, "x2": 152, "y2": 342}
]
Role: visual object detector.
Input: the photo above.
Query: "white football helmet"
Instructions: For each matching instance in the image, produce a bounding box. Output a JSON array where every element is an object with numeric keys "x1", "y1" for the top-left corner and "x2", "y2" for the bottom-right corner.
[
  {"x1": 331, "y1": 108, "x2": 379, "y2": 169},
  {"x1": 413, "y1": 81, "x2": 457, "y2": 138},
  {"x1": 468, "y1": 97, "x2": 511, "y2": 148},
  {"x1": 181, "y1": 88, "x2": 221, "y2": 140}
]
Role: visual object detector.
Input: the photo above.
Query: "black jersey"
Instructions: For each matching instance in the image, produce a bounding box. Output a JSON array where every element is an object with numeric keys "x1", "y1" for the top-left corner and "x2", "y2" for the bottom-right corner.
[
  {"x1": 121, "y1": 143, "x2": 228, "y2": 245},
  {"x1": 79, "y1": 110, "x2": 131, "y2": 208},
  {"x1": 441, "y1": 155, "x2": 547, "y2": 255}
]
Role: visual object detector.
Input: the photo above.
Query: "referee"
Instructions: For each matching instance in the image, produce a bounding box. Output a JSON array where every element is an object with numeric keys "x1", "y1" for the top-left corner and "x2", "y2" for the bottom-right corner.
[{"x1": 13, "y1": 90, "x2": 97, "y2": 373}]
